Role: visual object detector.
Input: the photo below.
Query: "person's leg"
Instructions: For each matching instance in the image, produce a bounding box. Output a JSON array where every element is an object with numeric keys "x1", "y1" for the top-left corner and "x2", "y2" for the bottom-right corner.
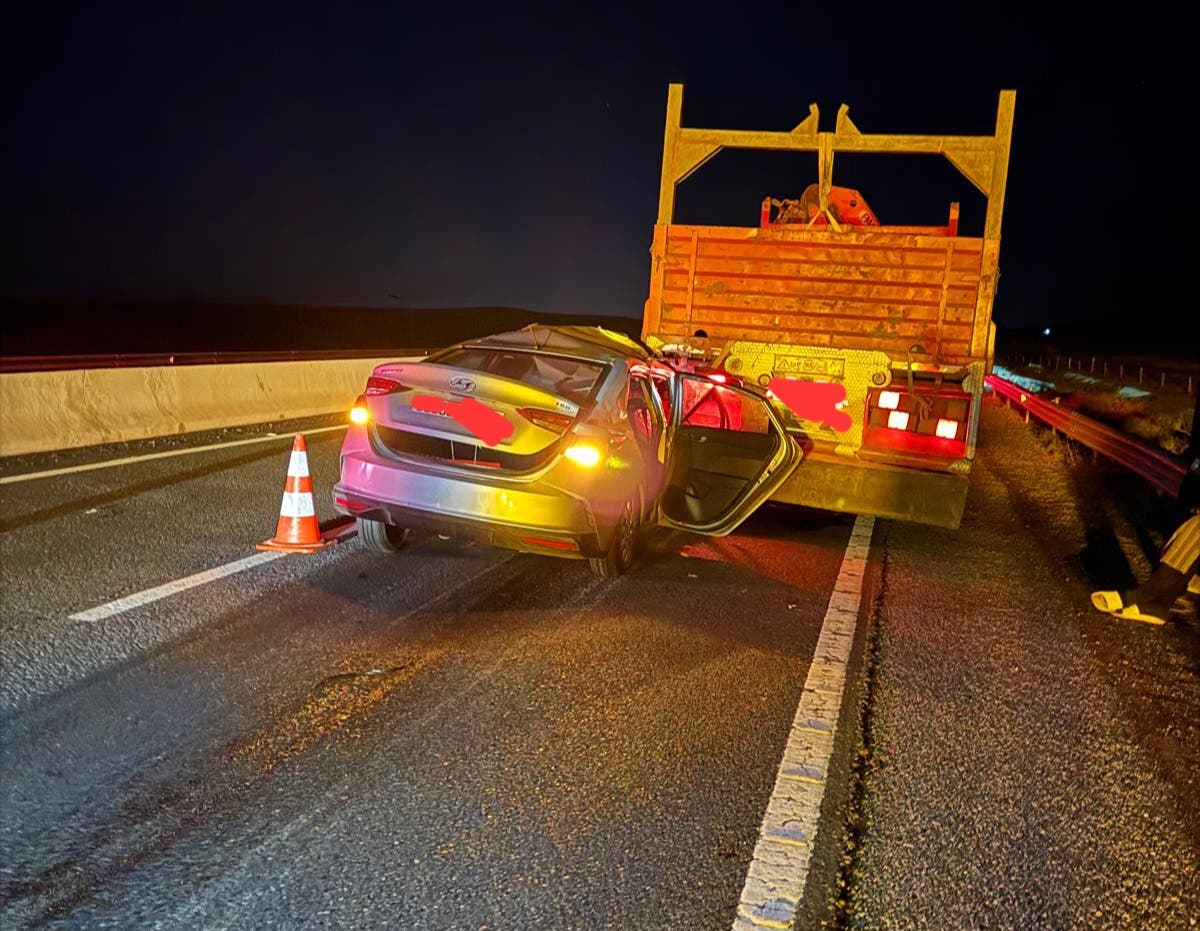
[
  {"x1": 1093, "y1": 515, "x2": 1200, "y2": 624},
  {"x1": 1160, "y1": 514, "x2": 1200, "y2": 575},
  {"x1": 1163, "y1": 513, "x2": 1200, "y2": 600}
]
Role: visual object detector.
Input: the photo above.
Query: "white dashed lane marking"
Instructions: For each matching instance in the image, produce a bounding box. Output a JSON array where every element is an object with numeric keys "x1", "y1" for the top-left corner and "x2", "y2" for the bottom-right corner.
[
  {"x1": 68, "y1": 552, "x2": 287, "y2": 622},
  {"x1": 0, "y1": 424, "x2": 347, "y2": 485},
  {"x1": 733, "y1": 514, "x2": 874, "y2": 930}
]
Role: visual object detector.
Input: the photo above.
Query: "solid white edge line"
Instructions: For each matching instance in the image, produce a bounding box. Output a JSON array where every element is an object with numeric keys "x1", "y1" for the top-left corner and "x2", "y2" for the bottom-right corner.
[
  {"x1": 732, "y1": 514, "x2": 875, "y2": 930},
  {"x1": 0, "y1": 424, "x2": 347, "y2": 485},
  {"x1": 68, "y1": 552, "x2": 286, "y2": 622}
]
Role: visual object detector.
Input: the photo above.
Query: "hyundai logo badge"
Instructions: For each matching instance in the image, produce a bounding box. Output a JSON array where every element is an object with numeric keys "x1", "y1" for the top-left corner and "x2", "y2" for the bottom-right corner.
[{"x1": 448, "y1": 375, "x2": 476, "y2": 393}]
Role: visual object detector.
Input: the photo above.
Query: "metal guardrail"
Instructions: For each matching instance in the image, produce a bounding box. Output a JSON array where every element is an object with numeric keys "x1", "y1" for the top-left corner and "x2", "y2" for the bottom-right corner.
[
  {"x1": 0, "y1": 349, "x2": 428, "y2": 374},
  {"x1": 985, "y1": 374, "x2": 1187, "y2": 497}
]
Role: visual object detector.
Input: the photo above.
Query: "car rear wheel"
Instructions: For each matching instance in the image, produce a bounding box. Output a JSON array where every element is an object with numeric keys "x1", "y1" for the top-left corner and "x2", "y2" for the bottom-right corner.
[
  {"x1": 358, "y1": 517, "x2": 411, "y2": 553},
  {"x1": 589, "y1": 496, "x2": 639, "y2": 578}
]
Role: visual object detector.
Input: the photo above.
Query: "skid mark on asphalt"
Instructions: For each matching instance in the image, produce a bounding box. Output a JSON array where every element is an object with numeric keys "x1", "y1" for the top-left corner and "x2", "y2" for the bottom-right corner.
[
  {"x1": 230, "y1": 657, "x2": 440, "y2": 771},
  {"x1": 0, "y1": 552, "x2": 519, "y2": 926},
  {"x1": 133, "y1": 560, "x2": 614, "y2": 928}
]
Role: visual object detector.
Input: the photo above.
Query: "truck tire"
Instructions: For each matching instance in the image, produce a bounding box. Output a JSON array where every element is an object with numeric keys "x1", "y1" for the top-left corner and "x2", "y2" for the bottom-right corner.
[{"x1": 358, "y1": 517, "x2": 411, "y2": 554}]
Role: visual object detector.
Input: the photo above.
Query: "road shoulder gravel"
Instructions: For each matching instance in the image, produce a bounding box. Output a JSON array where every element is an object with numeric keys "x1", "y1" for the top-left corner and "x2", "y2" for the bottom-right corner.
[{"x1": 847, "y1": 400, "x2": 1200, "y2": 930}]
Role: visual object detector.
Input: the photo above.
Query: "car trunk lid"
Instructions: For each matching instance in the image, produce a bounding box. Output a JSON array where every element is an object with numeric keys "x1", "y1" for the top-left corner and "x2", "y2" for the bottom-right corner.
[{"x1": 365, "y1": 361, "x2": 584, "y2": 469}]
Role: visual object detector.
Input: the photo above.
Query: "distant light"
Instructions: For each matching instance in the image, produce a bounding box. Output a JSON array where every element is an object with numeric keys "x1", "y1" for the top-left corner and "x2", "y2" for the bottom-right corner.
[
  {"x1": 350, "y1": 404, "x2": 369, "y2": 425},
  {"x1": 1043, "y1": 328, "x2": 1052, "y2": 336},
  {"x1": 936, "y1": 418, "x2": 959, "y2": 439},
  {"x1": 887, "y1": 410, "x2": 911, "y2": 430},
  {"x1": 878, "y1": 390, "x2": 901, "y2": 410}
]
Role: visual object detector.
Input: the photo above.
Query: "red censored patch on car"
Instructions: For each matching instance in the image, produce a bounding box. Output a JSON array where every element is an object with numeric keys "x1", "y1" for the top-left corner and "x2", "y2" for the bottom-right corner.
[
  {"x1": 412, "y1": 395, "x2": 515, "y2": 446},
  {"x1": 768, "y1": 378, "x2": 852, "y2": 432}
]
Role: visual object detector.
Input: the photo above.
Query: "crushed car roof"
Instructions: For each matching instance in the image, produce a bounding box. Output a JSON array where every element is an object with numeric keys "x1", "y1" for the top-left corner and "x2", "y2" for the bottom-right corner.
[{"x1": 465, "y1": 325, "x2": 653, "y2": 363}]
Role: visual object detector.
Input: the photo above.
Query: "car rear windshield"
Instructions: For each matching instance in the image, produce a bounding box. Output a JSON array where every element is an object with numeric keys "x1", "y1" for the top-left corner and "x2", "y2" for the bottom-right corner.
[{"x1": 433, "y1": 349, "x2": 606, "y2": 405}]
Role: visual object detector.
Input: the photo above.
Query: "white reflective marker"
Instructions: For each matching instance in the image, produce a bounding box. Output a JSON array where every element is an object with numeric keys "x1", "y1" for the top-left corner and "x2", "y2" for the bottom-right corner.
[
  {"x1": 936, "y1": 418, "x2": 959, "y2": 439},
  {"x1": 288, "y1": 450, "x2": 310, "y2": 477},
  {"x1": 732, "y1": 514, "x2": 874, "y2": 930},
  {"x1": 279, "y1": 491, "x2": 316, "y2": 518}
]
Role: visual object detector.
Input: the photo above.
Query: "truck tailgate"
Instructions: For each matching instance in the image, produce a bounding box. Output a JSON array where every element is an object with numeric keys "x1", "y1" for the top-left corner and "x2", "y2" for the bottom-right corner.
[{"x1": 644, "y1": 224, "x2": 994, "y2": 365}]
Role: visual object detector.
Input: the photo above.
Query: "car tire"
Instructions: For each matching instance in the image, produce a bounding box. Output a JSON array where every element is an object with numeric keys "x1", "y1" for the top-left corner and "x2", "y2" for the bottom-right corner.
[
  {"x1": 358, "y1": 517, "x2": 411, "y2": 553},
  {"x1": 589, "y1": 495, "x2": 640, "y2": 578}
]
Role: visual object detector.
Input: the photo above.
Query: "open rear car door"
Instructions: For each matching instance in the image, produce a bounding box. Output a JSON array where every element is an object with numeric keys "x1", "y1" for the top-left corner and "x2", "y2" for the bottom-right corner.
[{"x1": 658, "y1": 374, "x2": 803, "y2": 535}]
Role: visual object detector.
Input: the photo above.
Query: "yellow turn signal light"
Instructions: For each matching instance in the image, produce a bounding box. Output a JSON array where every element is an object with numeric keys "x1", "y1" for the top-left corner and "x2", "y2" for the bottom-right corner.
[
  {"x1": 563, "y1": 442, "x2": 602, "y2": 468},
  {"x1": 349, "y1": 401, "x2": 369, "y2": 425}
]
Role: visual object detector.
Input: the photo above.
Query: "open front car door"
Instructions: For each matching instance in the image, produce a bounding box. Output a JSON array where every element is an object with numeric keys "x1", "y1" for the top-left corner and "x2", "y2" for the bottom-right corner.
[{"x1": 658, "y1": 374, "x2": 803, "y2": 536}]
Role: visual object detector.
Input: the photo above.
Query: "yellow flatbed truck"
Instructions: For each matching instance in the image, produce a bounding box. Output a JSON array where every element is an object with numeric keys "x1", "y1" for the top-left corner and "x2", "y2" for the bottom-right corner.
[{"x1": 642, "y1": 84, "x2": 1015, "y2": 528}]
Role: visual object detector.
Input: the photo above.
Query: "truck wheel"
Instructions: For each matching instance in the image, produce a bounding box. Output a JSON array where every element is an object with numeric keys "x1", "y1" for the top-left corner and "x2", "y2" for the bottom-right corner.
[
  {"x1": 358, "y1": 517, "x2": 411, "y2": 554},
  {"x1": 589, "y1": 496, "x2": 639, "y2": 578}
]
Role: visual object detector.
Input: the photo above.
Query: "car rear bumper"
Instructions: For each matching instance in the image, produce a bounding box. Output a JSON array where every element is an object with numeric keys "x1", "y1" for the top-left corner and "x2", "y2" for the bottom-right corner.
[
  {"x1": 333, "y1": 485, "x2": 605, "y2": 558},
  {"x1": 333, "y1": 443, "x2": 609, "y2": 557}
]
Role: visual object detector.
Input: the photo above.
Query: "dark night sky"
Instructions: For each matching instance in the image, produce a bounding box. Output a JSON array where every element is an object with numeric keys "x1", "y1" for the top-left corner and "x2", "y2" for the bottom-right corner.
[{"x1": 4, "y1": 3, "x2": 1192, "y2": 336}]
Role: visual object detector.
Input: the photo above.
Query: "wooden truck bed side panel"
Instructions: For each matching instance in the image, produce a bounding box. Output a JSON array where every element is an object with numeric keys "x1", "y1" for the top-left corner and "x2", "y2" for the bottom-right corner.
[{"x1": 644, "y1": 224, "x2": 995, "y2": 365}]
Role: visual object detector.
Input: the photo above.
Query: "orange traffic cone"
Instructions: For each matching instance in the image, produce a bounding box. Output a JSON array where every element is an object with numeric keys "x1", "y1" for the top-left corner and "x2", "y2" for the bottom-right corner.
[{"x1": 257, "y1": 435, "x2": 337, "y2": 553}]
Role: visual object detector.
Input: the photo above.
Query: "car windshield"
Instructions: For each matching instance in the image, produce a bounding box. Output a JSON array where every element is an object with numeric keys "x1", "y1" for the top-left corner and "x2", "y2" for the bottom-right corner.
[{"x1": 434, "y1": 348, "x2": 606, "y2": 405}]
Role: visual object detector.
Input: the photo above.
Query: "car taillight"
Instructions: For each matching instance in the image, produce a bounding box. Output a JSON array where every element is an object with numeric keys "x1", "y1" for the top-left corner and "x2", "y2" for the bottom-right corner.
[
  {"x1": 365, "y1": 376, "x2": 404, "y2": 395},
  {"x1": 518, "y1": 407, "x2": 573, "y2": 433}
]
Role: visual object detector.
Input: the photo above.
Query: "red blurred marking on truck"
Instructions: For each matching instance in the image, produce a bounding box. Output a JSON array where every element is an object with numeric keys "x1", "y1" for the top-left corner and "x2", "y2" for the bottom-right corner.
[
  {"x1": 768, "y1": 378, "x2": 852, "y2": 432},
  {"x1": 411, "y1": 395, "x2": 515, "y2": 446}
]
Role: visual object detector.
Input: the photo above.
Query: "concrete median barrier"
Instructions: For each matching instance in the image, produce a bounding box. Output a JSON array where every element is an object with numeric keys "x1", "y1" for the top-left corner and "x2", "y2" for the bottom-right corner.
[{"x1": 0, "y1": 357, "x2": 403, "y2": 456}]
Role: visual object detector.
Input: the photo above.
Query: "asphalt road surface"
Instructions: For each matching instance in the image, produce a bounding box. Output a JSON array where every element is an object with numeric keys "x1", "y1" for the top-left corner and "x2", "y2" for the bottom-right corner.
[
  {"x1": 0, "y1": 418, "x2": 860, "y2": 930},
  {"x1": 1, "y1": 404, "x2": 1197, "y2": 930}
]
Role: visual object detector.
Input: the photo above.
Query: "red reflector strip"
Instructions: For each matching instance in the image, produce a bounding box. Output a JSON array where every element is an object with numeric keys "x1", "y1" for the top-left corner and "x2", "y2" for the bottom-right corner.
[
  {"x1": 449, "y1": 458, "x2": 501, "y2": 468},
  {"x1": 334, "y1": 496, "x2": 368, "y2": 511},
  {"x1": 520, "y1": 536, "x2": 579, "y2": 551}
]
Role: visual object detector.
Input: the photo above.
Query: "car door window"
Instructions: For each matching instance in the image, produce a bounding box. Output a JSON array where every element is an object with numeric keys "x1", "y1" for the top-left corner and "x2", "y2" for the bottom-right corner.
[
  {"x1": 660, "y1": 375, "x2": 801, "y2": 535},
  {"x1": 650, "y1": 374, "x2": 672, "y2": 421},
  {"x1": 626, "y1": 375, "x2": 662, "y2": 452}
]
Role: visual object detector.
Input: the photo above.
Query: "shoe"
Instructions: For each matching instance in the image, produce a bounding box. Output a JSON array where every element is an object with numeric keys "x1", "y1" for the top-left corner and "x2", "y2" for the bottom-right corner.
[
  {"x1": 1091, "y1": 591, "x2": 1124, "y2": 612},
  {"x1": 1111, "y1": 604, "x2": 1168, "y2": 626},
  {"x1": 1092, "y1": 590, "x2": 1168, "y2": 625}
]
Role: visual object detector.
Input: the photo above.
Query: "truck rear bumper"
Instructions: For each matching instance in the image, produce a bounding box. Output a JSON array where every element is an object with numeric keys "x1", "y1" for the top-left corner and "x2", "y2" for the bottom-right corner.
[{"x1": 770, "y1": 456, "x2": 969, "y2": 529}]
